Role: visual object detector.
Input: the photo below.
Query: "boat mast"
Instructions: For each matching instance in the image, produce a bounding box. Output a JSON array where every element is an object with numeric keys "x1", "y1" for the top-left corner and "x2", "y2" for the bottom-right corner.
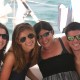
[{"x1": 13, "y1": 0, "x2": 16, "y2": 29}]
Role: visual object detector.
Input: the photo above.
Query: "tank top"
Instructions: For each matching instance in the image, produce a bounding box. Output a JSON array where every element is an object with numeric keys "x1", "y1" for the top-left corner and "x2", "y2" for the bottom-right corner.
[
  {"x1": 9, "y1": 62, "x2": 31, "y2": 80},
  {"x1": 38, "y1": 38, "x2": 80, "y2": 80},
  {"x1": 9, "y1": 52, "x2": 32, "y2": 80}
]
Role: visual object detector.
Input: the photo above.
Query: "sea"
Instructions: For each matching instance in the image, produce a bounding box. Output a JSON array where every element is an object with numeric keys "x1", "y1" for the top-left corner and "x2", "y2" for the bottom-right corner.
[{"x1": 3, "y1": 0, "x2": 71, "y2": 39}]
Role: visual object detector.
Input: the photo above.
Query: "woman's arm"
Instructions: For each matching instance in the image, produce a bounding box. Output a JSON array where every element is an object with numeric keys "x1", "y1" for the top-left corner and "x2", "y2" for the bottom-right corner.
[
  {"x1": 27, "y1": 68, "x2": 39, "y2": 80},
  {"x1": 0, "y1": 52, "x2": 15, "y2": 80}
]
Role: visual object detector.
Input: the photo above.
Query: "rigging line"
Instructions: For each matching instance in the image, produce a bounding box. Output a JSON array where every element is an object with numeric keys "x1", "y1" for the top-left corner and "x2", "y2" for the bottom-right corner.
[
  {"x1": 27, "y1": 0, "x2": 57, "y2": 7},
  {"x1": 21, "y1": 0, "x2": 39, "y2": 23}
]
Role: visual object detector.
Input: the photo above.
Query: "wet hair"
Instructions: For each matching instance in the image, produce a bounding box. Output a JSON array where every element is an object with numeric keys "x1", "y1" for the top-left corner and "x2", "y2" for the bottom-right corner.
[
  {"x1": 33, "y1": 21, "x2": 54, "y2": 38},
  {"x1": 65, "y1": 22, "x2": 80, "y2": 35},
  {"x1": 0, "y1": 23, "x2": 9, "y2": 65},
  {"x1": 11, "y1": 23, "x2": 38, "y2": 72}
]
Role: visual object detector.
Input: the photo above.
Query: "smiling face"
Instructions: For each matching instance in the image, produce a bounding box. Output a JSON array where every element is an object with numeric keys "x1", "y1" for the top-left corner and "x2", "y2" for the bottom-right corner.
[
  {"x1": 67, "y1": 30, "x2": 80, "y2": 52},
  {"x1": 18, "y1": 29, "x2": 36, "y2": 53},
  {"x1": 38, "y1": 29, "x2": 53, "y2": 49},
  {"x1": 0, "y1": 28, "x2": 7, "y2": 50}
]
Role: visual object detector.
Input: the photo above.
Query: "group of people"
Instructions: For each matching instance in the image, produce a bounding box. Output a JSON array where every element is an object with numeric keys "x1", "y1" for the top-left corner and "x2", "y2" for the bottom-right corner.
[{"x1": 0, "y1": 21, "x2": 80, "y2": 80}]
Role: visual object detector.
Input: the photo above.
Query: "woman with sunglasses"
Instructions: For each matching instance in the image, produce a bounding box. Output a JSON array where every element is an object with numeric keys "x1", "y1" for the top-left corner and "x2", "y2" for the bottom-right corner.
[
  {"x1": 33, "y1": 21, "x2": 80, "y2": 80},
  {"x1": 65, "y1": 22, "x2": 80, "y2": 76},
  {"x1": 0, "y1": 23, "x2": 39, "y2": 80},
  {"x1": 0, "y1": 23, "x2": 9, "y2": 71}
]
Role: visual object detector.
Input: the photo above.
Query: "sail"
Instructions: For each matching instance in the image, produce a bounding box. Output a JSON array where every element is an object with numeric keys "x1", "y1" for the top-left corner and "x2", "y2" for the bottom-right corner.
[
  {"x1": 14, "y1": 0, "x2": 27, "y2": 25},
  {"x1": 58, "y1": 3, "x2": 72, "y2": 33},
  {"x1": 0, "y1": 0, "x2": 12, "y2": 24},
  {"x1": 71, "y1": 0, "x2": 80, "y2": 22},
  {"x1": 58, "y1": 4, "x2": 68, "y2": 32}
]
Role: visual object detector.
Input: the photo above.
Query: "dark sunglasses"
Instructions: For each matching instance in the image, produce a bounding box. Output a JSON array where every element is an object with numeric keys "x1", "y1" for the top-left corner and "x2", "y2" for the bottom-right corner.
[
  {"x1": 19, "y1": 33, "x2": 35, "y2": 43},
  {"x1": 0, "y1": 34, "x2": 8, "y2": 40},
  {"x1": 38, "y1": 32, "x2": 50, "y2": 39},
  {"x1": 67, "y1": 35, "x2": 80, "y2": 41}
]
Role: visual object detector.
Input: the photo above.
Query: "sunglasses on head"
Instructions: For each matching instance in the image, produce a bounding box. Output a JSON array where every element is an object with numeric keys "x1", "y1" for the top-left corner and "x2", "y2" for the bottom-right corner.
[
  {"x1": 38, "y1": 31, "x2": 50, "y2": 39},
  {"x1": 19, "y1": 33, "x2": 35, "y2": 43},
  {"x1": 67, "y1": 35, "x2": 80, "y2": 41},
  {"x1": 0, "y1": 34, "x2": 8, "y2": 40}
]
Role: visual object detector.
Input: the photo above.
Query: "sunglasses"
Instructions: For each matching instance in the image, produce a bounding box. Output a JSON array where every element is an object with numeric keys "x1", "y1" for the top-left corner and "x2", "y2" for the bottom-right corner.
[
  {"x1": 19, "y1": 33, "x2": 35, "y2": 43},
  {"x1": 67, "y1": 35, "x2": 80, "y2": 41},
  {"x1": 38, "y1": 32, "x2": 50, "y2": 39},
  {"x1": 0, "y1": 34, "x2": 8, "y2": 40}
]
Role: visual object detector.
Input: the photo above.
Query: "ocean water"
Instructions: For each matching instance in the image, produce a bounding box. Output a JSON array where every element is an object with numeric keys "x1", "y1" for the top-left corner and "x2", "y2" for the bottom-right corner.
[{"x1": 3, "y1": 0, "x2": 70, "y2": 39}]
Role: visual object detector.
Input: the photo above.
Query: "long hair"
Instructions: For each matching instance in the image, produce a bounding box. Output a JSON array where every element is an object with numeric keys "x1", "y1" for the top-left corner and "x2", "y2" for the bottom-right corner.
[
  {"x1": 12, "y1": 23, "x2": 39, "y2": 72},
  {"x1": 0, "y1": 23, "x2": 9, "y2": 65}
]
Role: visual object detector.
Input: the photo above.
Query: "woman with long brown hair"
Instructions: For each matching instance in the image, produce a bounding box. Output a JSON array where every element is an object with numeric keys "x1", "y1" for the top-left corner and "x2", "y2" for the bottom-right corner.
[{"x1": 1, "y1": 23, "x2": 39, "y2": 80}]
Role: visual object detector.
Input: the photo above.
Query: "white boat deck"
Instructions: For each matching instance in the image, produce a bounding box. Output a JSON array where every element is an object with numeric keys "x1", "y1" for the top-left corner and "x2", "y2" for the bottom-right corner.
[{"x1": 25, "y1": 65, "x2": 43, "y2": 80}]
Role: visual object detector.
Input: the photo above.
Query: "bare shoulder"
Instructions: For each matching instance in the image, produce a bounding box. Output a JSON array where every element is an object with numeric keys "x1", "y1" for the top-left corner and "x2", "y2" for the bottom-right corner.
[
  {"x1": 61, "y1": 35, "x2": 68, "y2": 45},
  {"x1": 61, "y1": 35, "x2": 67, "y2": 40},
  {"x1": 5, "y1": 52, "x2": 15, "y2": 60},
  {"x1": 4, "y1": 52, "x2": 15, "y2": 66},
  {"x1": 1, "y1": 52, "x2": 15, "y2": 80},
  {"x1": 56, "y1": 35, "x2": 67, "y2": 44},
  {"x1": 61, "y1": 36, "x2": 72, "y2": 53}
]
